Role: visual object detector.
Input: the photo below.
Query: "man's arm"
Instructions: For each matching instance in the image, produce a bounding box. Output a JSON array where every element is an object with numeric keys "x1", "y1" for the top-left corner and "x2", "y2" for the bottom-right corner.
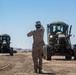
[{"x1": 27, "y1": 31, "x2": 34, "y2": 37}]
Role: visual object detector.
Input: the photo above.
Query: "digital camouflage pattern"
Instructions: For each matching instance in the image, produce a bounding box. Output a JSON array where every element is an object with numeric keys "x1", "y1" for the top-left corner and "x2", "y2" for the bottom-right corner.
[{"x1": 27, "y1": 26, "x2": 45, "y2": 71}]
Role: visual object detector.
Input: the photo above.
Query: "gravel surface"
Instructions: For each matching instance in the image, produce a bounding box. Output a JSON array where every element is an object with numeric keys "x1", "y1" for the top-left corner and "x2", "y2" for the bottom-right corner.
[{"x1": 0, "y1": 52, "x2": 76, "y2": 75}]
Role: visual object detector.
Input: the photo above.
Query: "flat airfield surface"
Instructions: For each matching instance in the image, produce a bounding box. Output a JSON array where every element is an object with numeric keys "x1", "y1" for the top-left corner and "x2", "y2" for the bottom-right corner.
[{"x1": 0, "y1": 51, "x2": 76, "y2": 75}]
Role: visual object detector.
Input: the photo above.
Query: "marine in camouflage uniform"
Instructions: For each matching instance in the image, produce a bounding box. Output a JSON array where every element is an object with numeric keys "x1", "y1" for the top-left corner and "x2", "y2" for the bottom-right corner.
[{"x1": 27, "y1": 21, "x2": 45, "y2": 73}]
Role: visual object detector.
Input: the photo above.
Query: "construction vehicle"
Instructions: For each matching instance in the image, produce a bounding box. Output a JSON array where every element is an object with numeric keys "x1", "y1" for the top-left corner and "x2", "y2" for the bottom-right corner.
[
  {"x1": 43, "y1": 21, "x2": 76, "y2": 60},
  {"x1": 0, "y1": 34, "x2": 13, "y2": 56}
]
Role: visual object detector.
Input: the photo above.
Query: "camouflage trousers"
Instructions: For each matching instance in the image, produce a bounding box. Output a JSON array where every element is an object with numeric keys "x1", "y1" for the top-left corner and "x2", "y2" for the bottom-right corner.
[{"x1": 32, "y1": 45, "x2": 43, "y2": 71}]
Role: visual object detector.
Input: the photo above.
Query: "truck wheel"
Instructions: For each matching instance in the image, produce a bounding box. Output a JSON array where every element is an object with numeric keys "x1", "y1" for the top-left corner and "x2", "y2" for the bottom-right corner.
[
  {"x1": 73, "y1": 45, "x2": 76, "y2": 60},
  {"x1": 46, "y1": 46, "x2": 52, "y2": 60},
  {"x1": 10, "y1": 48, "x2": 13, "y2": 56}
]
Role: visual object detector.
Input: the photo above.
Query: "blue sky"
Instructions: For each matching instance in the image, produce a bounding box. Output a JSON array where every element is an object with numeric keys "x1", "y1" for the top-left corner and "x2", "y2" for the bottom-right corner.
[{"x1": 0, "y1": 0, "x2": 76, "y2": 49}]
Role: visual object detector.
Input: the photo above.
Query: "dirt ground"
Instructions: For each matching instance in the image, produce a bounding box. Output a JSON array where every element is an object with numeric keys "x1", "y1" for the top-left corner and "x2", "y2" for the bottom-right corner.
[{"x1": 0, "y1": 51, "x2": 76, "y2": 75}]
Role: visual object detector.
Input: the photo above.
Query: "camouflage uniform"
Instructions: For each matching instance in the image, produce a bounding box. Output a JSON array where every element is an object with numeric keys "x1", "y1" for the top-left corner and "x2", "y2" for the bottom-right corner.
[{"x1": 27, "y1": 26, "x2": 45, "y2": 72}]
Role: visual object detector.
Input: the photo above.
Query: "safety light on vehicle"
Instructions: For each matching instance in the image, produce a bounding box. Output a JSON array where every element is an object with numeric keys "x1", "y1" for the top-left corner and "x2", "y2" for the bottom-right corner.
[
  {"x1": 71, "y1": 34, "x2": 75, "y2": 37},
  {"x1": 50, "y1": 35, "x2": 53, "y2": 38}
]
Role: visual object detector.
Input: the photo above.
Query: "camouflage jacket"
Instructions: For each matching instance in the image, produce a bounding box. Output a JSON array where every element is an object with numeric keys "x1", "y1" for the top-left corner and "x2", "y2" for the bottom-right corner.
[{"x1": 27, "y1": 27, "x2": 45, "y2": 47}]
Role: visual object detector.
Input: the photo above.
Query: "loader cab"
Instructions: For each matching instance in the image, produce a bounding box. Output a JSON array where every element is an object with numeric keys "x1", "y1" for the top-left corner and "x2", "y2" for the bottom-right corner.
[
  {"x1": 0, "y1": 34, "x2": 11, "y2": 46},
  {"x1": 47, "y1": 22, "x2": 69, "y2": 35},
  {"x1": 47, "y1": 22, "x2": 69, "y2": 44}
]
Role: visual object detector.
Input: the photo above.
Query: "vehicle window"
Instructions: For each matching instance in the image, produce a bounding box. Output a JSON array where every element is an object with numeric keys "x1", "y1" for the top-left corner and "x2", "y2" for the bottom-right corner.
[
  {"x1": 52, "y1": 25, "x2": 63, "y2": 32},
  {"x1": 3, "y1": 37, "x2": 6, "y2": 40},
  {"x1": 7, "y1": 37, "x2": 10, "y2": 40},
  {"x1": 0, "y1": 37, "x2": 2, "y2": 40},
  {"x1": 53, "y1": 26, "x2": 56, "y2": 32}
]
